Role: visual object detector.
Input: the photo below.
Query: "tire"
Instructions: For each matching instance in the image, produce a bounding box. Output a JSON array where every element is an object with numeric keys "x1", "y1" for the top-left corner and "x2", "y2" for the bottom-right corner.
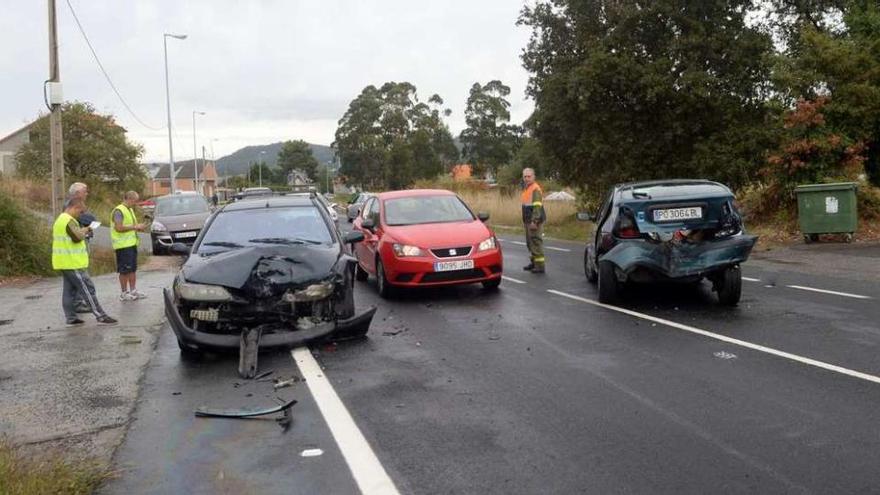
[
  {"x1": 482, "y1": 278, "x2": 501, "y2": 290},
  {"x1": 716, "y1": 265, "x2": 742, "y2": 306},
  {"x1": 584, "y1": 246, "x2": 598, "y2": 284},
  {"x1": 597, "y1": 261, "x2": 620, "y2": 304},
  {"x1": 355, "y1": 262, "x2": 369, "y2": 281},
  {"x1": 376, "y1": 258, "x2": 395, "y2": 299},
  {"x1": 803, "y1": 234, "x2": 812, "y2": 244},
  {"x1": 176, "y1": 338, "x2": 202, "y2": 359},
  {"x1": 152, "y1": 239, "x2": 165, "y2": 256},
  {"x1": 844, "y1": 233, "x2": 854, "y2": 243}
]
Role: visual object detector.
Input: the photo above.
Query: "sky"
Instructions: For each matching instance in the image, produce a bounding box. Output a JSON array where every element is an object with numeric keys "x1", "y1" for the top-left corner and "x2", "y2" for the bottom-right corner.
[{"x1": 1, "y1": 1, "x2": 535, "y2": 163}]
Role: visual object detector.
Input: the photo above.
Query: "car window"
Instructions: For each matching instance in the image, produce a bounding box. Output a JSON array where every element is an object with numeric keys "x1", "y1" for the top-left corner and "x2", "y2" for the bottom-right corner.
[
  {"x1": 368, "y1": 198, "x2": 380, "y2": 224},
  {"x1": 361, "y1": 198, "x2": 375, "y2": 219},
  {"x1": 197, "y1": 206, "x2": 333, "y2": 253},
  {"x1": 384, "y1": 195, "x2": 474, "y2": 226},
  {"x1": 156, "y1": 195, "x2": 209, "y2": 216}
]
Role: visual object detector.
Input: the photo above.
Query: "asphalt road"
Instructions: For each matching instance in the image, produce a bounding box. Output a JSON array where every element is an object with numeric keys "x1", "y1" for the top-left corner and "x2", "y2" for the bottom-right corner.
[{"x1": 104, "y1": 226, "x2": 880, "y2": 494}]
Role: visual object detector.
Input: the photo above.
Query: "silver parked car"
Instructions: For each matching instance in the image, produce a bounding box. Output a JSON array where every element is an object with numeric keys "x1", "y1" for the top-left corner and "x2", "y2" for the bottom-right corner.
[{"x1": 147, "y1": 193, "x2": 212, "y2": 255}]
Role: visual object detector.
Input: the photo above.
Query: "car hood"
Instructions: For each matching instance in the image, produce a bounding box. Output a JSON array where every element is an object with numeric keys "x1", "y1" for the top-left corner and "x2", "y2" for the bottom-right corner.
[
  {"x1": 155, "y1": 212, "x2": 209, "y2": 231},
  {"x1": 181, "y1": 244, "x2": 342, "y2": 297},
  {"x1": 384, "y1": 220, "x2": 492, "y2": 247}
]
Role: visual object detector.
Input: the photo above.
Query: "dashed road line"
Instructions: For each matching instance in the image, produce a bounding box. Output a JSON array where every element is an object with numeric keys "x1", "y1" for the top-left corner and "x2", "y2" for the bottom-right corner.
[
  {"x1": 509, "y1": 240, "x2": 527, "y2": 246},
  {"x1": 546, "y1": 289, "x2": 880, "y2": 386},
  {"x1": 292, "y1": 348, "x2": 400, "y2": 495},
  {"x1": 545, "y1": 246, "x2": 572, "y2": 252},
  {"x1": 502, "y1": 275, "x2": 527, "y2": 284},
  {"x1": 786, "y1": 285, "x2": 871, "y2": 300},
  {"x1": 742, "y1": 277, "x2": 761, "y2": 282}
]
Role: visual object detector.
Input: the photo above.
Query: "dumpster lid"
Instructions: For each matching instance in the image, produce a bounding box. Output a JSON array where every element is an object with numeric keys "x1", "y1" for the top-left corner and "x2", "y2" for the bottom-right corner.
[{"x1": 794, "y1": 182, "x2": 859, "y2": 193}]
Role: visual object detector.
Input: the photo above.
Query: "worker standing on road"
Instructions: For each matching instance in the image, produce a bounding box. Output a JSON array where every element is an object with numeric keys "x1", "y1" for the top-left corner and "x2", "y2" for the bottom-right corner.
[
  {"x1": 521, "y1": 167, "x2": 546, "y2": 273},
  {"x1": 53, "y1": 197, "x2": 117, "y2": 326},
  {"x1": 111, "y1": 191, "x2": 146, "y2": 301},
  {"x1": 65, "y1": 182, "x2": 96, "y2": 314}
]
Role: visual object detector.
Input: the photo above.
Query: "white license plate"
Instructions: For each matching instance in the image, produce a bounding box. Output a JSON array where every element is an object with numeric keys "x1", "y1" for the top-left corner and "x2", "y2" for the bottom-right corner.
[
  {"x1": 653, "y1": 207, "x2": 703, "y2": 222},
  {"x1": 434, "y1": 259, "x2": 474, "y2": 272},
  {"x1": 175, "y1": 231, "x2": 198, "y2": 239}
]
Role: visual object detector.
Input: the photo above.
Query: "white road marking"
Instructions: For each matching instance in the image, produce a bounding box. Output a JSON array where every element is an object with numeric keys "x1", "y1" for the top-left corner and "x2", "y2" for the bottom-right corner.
[
  {"x1": 545, "y1": 246, "x2": 572, "y2": 252},
  {"x1": 786, "y1": 285, "x2": 871, "y2": 300},
  {"x1": 742, "y1": 277, "x2": 761, "y2": 282},
  {"x1": 546, "y1": 289, "x2": 880, "y2": 386},
  {"x1": 300, "y1": 448, "x2": 324, "y2": 457},
  {"x1": 509, "y1": 240, "x2": 527, "y2": 246},
  {"x1": 502, "y1": 275, "x2": 527, "y2": 284},
  {"x1": 292, "y1": 348, "x2": 400, "y2": 495}
]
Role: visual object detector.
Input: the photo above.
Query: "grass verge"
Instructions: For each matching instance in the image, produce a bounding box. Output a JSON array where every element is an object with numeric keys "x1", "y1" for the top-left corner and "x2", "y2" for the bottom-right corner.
[
  {"x1": 0, "y1": 190, "x2": 53, "y2": 278},
  {"x1": 0, "y1": 440, "x2": 113, "y2": 495}
]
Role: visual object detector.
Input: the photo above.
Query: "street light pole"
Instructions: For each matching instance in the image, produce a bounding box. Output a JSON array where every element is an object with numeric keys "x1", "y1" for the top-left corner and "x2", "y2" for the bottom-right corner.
[
  {"x1": 259, "y1": 150, "x2": 266, "y2": 187},
  {"x1": 163, "y1": 33, "x2": 187, "y2": 194},
  {"x1": 192, "y1": 110, "x2": 205, "y2": 194}
]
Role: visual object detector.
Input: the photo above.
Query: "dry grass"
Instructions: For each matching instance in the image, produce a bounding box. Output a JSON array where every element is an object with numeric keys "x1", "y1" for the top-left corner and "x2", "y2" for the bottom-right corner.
[
  {"x1": 452, "y1": 189, "x2": 585, "y2": 241},
  {"x1": 0, "y1": 440, "x2": 112, "y2": 495}
]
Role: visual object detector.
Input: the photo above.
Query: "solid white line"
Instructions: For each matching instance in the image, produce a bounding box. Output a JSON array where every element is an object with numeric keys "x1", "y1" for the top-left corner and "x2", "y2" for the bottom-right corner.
[
  {"x1": 786, "y1": 285, "x2": 871, "y2": 300},
  {"x1": 502, "y1": 275, "x2": 527, "y2": 284},
  {"x1": 545, "y1": 246, "x2": 572, "y2": 252},
  {"x1": 291, "y1": 348, "x2": 400, "y2": 495},
  {"x1": 742, "y1": 277, "x2": 761, "y2": 282},
  {"x1": 546, "y1": 289, "x2": 880, "y2": 386},
  {"x1": 509, "y1": 240, "x2": 527, "y2": 246}
]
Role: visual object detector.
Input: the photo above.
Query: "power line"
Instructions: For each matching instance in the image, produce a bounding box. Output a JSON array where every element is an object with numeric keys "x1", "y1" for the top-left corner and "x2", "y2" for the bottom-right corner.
[{"x1": 64, "y1": 0, "x2": 165, "y2": 131}]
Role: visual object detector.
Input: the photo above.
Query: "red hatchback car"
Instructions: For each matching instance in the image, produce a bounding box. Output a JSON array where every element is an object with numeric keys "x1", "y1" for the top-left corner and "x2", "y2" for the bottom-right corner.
[{"x1": 352, "y1": 189, "x2": 503, "y2": 297}]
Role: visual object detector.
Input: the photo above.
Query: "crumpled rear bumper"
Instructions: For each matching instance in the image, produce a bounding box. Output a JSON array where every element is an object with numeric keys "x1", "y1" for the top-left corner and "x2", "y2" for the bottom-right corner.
[
  {"x1": 600, "y1": 234, "x2": 758, "y2": 279},
  {"x1": 164, "y1": 288, "x2": 376, "y2": 349}
]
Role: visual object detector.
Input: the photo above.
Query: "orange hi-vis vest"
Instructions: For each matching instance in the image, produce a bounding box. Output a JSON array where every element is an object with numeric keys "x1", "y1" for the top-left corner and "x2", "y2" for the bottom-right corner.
[{"x1": 521, "y1": 182, "x2": 545, "y2": 224}]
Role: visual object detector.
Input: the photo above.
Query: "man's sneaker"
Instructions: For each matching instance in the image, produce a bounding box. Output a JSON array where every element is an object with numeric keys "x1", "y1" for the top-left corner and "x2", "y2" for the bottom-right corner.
[
  {"x1": 522, "y1": 263, "x2": 535, "y2": 271},
  {"x1": 130, "y1": 290, "x2": 147, "y2": 299},
  {"x1": 97, "y1": 315, "x2": 118, "y2": 325},
  {"x1": 74, "y1": 302, "x2": 91, "y2": 313},
  {"x1": 119, "y1": 292, "x2": 136, "y2": 302},
  {"x1": 66, "y1": 318, "x2": 85, "y2": 326}
]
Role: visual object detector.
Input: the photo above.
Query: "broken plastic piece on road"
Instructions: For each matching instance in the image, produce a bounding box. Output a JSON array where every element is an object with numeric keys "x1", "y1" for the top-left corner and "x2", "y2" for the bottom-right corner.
[
  {"x1": 194, "y1": 398, "x2": 297, "y2": 419},
  {"x1": 253, "y1": 369, "x2": 274, "y2": 381},
  {"x1": 273, "y1": 378, "x2": 296, "y2": 390}
]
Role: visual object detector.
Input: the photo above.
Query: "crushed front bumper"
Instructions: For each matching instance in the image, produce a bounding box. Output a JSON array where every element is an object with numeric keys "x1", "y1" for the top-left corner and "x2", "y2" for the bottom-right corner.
[
  {"x1": 163, "y1": 288, "x2": 376, "y2": 349},
  {"x1": 600, "y1": 234, "x2": 758, "y2": 279}
]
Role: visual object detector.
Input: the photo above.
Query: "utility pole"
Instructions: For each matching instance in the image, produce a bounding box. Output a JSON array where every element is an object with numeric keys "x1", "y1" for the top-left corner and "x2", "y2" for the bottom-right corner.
[
  {"x1": 48, "y1": 0, "x2": 65, "y2": 216},
  {"x1": 201, "y1": 145, "x2": 206, "y2": 195}
]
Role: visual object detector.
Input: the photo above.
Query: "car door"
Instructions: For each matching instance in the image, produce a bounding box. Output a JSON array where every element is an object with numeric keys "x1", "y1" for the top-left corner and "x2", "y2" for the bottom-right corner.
[
  {"x1": 593, "y1": 188, "x2": 615, "y2": 257},
  {"x1": 361, "y1": 198, "x2": 382, "y2": 274},
  {"x1": 353, "y1": 197, "x2": 373, "y2": 270}
]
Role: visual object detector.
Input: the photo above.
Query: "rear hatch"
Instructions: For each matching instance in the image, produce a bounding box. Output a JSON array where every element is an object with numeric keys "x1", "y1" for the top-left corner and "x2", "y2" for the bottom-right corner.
[{"x1": 618, "y1": 181, "x2": 741, "y2": 239}]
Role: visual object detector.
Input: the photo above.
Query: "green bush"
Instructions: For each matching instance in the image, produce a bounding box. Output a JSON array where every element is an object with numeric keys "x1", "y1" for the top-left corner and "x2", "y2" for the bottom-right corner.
[{"x1": 0, "y1": 192, "x2": 53, "y2": 277}]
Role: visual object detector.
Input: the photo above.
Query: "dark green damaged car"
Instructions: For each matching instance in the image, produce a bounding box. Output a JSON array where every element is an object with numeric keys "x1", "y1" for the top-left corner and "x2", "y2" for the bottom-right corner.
[{"x1": 580, "y1": 180, "x2": 757, "y2": 306}]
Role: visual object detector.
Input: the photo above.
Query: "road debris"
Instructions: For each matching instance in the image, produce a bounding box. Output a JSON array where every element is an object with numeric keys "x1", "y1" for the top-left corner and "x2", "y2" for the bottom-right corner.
[
  {"x1": 273, "y1": 378, "x2": 296, "y2": 390},
  {"x1": 488, "y1": 335, "x2": 501, "y2": 341},
  {"x1": 382, "y1": 329, "x2": 405, "y2": 336},
  {"x1": 238, "y1": 326, "x2": 263, "y2": 379},
  {"x1": 0, "y1": 319, "x2": 13, "y2": 326},
  {"x1": 194, "y1": 398, "x2": 297, "y2": 419},
  {"x1": 253, "y1": 369, "x2": 274, "y2": 381}
]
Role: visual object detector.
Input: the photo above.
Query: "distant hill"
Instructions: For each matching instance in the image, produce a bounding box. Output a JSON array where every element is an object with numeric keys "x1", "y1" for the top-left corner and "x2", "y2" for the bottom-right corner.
[{"x1": 214, "y1": 142, "x2": 334, "y2": 177}]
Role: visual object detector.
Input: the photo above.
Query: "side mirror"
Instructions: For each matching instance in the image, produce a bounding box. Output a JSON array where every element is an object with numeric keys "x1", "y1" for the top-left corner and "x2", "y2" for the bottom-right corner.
[
  {"x1": 170, "y1": 242, "x2": 192, "y2": 255},
  {"x1": 577, "y1": 212, "x2": 597, "y2": 222},
  {"x1": 361, "y1": 218, "x2": 375, "y2": 230},
  {"x1": 477, "y1": 212, "x2": 490, "y2": 222},
  {"x1": 343, "y1": 231, "x2": 365, "y2": 244}
]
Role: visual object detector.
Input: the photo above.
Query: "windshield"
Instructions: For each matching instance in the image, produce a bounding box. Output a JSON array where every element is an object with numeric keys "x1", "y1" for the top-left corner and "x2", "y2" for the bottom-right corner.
[
  {"x1": 155, "y1": 195, "x2": 209, "y2": 216},
  {"x1": 197, "y1": 206, "x2": 333, "y2": 253},
  {"x1": 384, "y1": 195, "x2": 474, "y2": 226}
]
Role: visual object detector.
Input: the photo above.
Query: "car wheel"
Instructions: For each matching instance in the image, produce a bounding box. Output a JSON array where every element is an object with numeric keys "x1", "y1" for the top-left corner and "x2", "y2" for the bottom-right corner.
[
  {"x1": 176, "y1": 338, "x2": 202, "y2": 359},
  {"x1": 597, "y1": 260, "x2": 620, "y2": 304},
  {"x1": 584, "y1": 246, "x2": 598, "y2": 284},
  {"x1": 482, "y1": 278, "x2": 501, "y2": 290},
  {"x1": 716, "y1": 265, "x2": 742, "y2": 306},
  {"x1": 376, "y1": 258, "x2": 395, "y2": 299},
  {"x1": 355, "y1": 262, "x2": 369, "y2": 282},
  {"x1": 152, "y1": 239, "x2": 165, "y2": 256}
]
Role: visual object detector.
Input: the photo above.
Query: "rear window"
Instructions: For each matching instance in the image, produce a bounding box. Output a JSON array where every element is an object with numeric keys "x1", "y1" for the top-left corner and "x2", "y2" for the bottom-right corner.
[
  {"x1": 384, "y1": 195, "x2": 474, "y2": 226},
  {"x1": 156, "y1": 195, "x2": 209, "y2": 216},
  {"x1": 197, "y1": 206, "x2": 333, "y2": 253}
]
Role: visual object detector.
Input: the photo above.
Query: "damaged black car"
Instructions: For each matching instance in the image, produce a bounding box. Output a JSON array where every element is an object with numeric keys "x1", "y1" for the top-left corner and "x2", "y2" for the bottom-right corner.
[
  {"x1": 580, "y1": 180, "x2": 757, "y2": 306},
  {"x1": 163, "y1": 194, "x2": 375, "y2": 377}
]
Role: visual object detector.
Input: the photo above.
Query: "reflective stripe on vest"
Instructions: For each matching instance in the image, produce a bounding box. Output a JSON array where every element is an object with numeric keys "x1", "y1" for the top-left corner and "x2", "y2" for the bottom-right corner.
[
  {"x1": 52, "y1": 212, "x2": 89, "y2": 270},
  {"x1": 111, "y1": 204, "x2": 138, "y2": 250}
]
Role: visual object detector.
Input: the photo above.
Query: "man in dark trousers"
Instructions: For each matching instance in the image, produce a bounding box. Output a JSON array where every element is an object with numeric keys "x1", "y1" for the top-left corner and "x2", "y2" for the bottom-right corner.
[
  {"x1": 65, "y1": 182, "x2": 96, "y2": 313},
  {"x1": 521, "y1": 168, "x2": 546, "y2": 273},
  {"x1": 52, "y1": 197, "x2": 117, "y2": 326}
]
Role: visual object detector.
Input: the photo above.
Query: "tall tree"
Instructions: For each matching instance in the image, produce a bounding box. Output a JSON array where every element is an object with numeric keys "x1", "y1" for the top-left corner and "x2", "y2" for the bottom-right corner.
[
  {"x1": 15, "y1": 101, "x2": 146, "y2": 192},
  {"x1": 518, "y1": 0, "x2": 776, "y2": 195},
  {"x1": 460, "y1": 80, "x2": 522, "y2": 178},
  {"x1": 333, "y1": 82, "x2": 457, "y2": 189},
  {"x1": 276, "y1": 139, "x2": 319, "y2": 181}
]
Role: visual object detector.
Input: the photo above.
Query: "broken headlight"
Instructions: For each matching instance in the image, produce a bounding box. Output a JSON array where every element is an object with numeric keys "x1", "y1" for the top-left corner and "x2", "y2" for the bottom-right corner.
[
  {"x1": 283, "y1": 281, "x2": 335, "y2": 302},
  {"x1": 176, "y1": 282, "x2": 232, "y2": 302}
]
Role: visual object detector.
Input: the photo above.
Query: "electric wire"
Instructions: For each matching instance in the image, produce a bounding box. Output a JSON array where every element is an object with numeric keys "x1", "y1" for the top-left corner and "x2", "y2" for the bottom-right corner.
[{"x1": 64, "y1": 0, "x2": 165, "y2": 131}]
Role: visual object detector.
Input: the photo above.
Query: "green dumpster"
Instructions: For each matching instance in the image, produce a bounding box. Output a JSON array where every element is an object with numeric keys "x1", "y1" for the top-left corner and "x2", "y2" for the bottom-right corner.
[{"x1": 794, "y1": 182, "x2": 858, "y2": 243}]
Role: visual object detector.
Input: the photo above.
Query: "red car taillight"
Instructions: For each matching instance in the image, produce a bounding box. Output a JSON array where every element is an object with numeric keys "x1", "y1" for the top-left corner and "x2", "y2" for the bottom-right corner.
[{"x1": 615, "y1": 208, "x2": 641, "y2": 239}]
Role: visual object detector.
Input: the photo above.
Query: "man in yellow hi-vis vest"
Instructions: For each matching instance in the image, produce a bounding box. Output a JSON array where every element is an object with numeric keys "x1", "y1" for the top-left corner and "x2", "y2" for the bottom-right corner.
[
  {"x1": 111, "y1": 191, "x2": 146, "y2": 301},
  {"x1": 52, "y1": 197, "x2": 117, "y2": 326},
  {"x1": 521, "y1": 167, "x2": 546, "y2": 273}
]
